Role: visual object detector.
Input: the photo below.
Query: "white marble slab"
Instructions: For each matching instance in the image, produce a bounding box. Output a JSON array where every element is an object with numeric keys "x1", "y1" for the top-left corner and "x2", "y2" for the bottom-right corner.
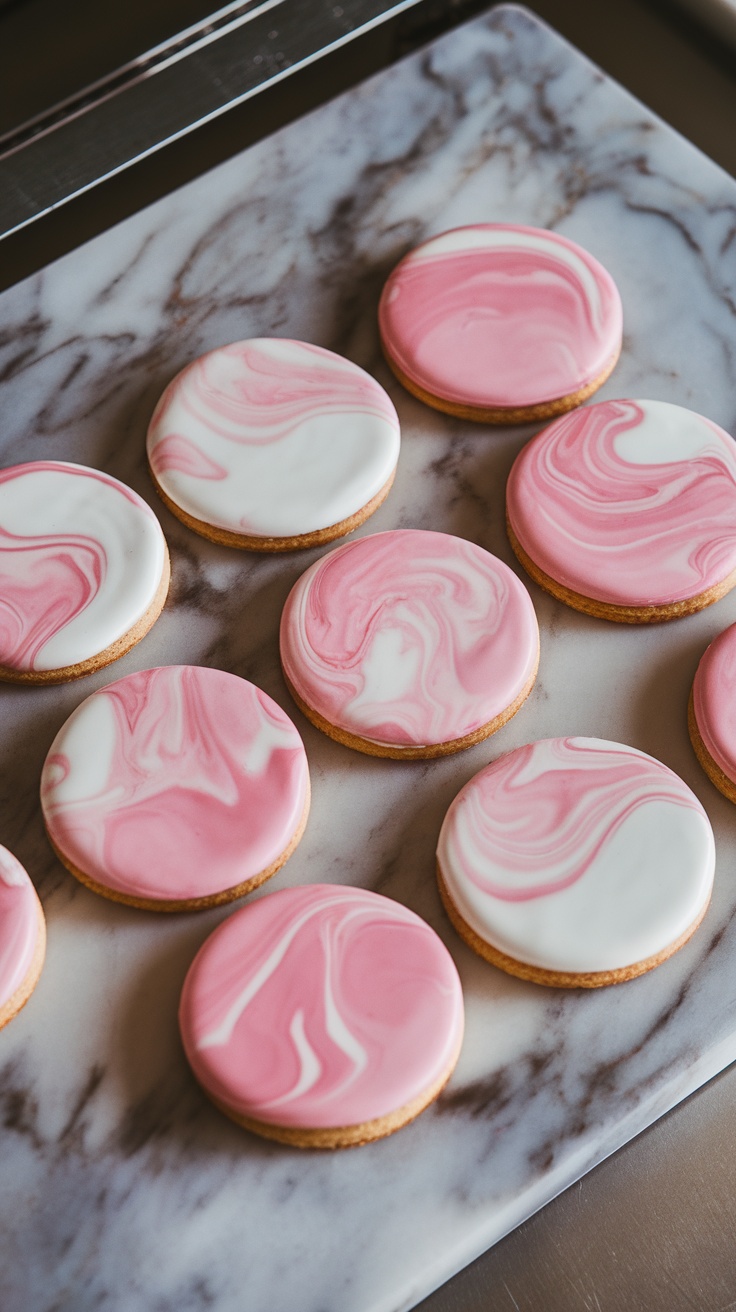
[{"x1": 2, "y1": 7, "x2": 736, "y2": 1310}]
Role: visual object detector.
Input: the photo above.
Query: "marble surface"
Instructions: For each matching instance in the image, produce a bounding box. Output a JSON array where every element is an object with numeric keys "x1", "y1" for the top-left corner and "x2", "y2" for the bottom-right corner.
[{"x1": 2, "y1": 6, "x2": 736, "y2": 1310}]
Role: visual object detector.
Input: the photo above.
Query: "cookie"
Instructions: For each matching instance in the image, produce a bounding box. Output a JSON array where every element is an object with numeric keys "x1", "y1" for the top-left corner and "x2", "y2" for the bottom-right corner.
[
  {"x1": 280, "y1": 528, "x2": 539, "y2": 759},
  {"x1": 147, "y1": 339, "x2": 400, "y2": 550},
  {"x1": 179, "y1": 883, "x2": 464, "y2": 1147},
  {"x1": 0, "y1": 846, "x2": 46, "y2": 1031},
  {"x1": 378, "y1": 223, "x2": 622, "y2": 423},
  {"x1": 437, "y1": 737, "x2": 714, "y2": 988},
  {"x1": 0, "y1": 461, "x2": 169, "y2": 683},
  {"x1": 507, "y1": 398, "x2": 736, "y2": 622},
  {"x1": 689, "y1": 622, "x2": 736, "y2": 802},
  {"x1": 40, "y1": 665, "x2": 310, "y2": 912}
]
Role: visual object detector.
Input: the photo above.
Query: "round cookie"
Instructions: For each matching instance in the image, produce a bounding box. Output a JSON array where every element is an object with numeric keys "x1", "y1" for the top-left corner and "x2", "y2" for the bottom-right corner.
[
  {"x1": 0, "y1": 461, "x2": 169, "y2": 683},
  {"x1": 40, "y1": 665, "x2": 310, "y2": 912},
  {"x1": 147, "y1": 338, "x2": 400, "y2": 550},
  {"x1": 0, "y1": 846, "x2": 46, "y2": 1031},
  {"x1": 179, "y1": 883, "x2": 464, "y2": 1147},
  {"x1": 690, "y1": 622, "x2": 736, "y2": 802},
  {"x1": 280, "y1": 528, "x2": 540, "y2": 759},
  {"x1": 378, "y1": 223, "x2": 622, "y2": 423},
  {"x1": 437, "y1": 737, "x2": 714, "y2": 988},
  {"x1": 507, "y1": 398, "x2": 736, "y2": 622}
]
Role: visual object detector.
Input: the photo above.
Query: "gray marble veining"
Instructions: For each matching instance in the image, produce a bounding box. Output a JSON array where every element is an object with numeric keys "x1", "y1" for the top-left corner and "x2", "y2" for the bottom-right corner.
[{"x1": 2, "y1": 7, "x2": 736, "y2": 1310}]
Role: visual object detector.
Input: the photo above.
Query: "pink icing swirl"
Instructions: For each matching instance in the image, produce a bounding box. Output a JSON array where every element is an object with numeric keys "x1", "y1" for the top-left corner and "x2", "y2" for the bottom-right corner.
[
  {"x1": 438, "y1": 737, "x2": 715, "y2": 973},
  {"x1": 693, "y1": 622, "x2": 736, "y2": 781},
  {"x1": 179, "y1": 883, "x2": 464, "y2": 1129},
  {"x1": 150, "y1": 435, "x2": 228, "y2": 481},
  {"x1": 280, "y1": 529, "x2": 539, "y2": 748},
  {"x1": 0, "y1": 846, "x2": 41, "y2": 1010},
  {"x1": 41, "y1": 665, "x2": 309, "y2": 903},
  {"x1": 0, "y1": 524, "x2": 103, "y2": 670},
  {"x1": 441, "y1": 738, "x2": 705, "y2": 902},
  {"x1": 0, "y1": 461, "x2": 166, "y2": 672},
  {"x1": 149, "y1": 340, "x2": 397, "y2": 455},
  {"x1": 147, "y1": 339, "x2": 400, "y2": 538},
  {"x1": 507, "y1": 398, "x2": 736, "y2": 606},
  {"x1": 378, "y1": 224, "x2": 622, "y2": 408}
]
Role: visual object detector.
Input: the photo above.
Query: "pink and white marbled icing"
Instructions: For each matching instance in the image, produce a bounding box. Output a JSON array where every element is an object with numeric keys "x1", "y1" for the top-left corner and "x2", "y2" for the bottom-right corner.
[
  {"x1": 0, "y1": 846, "x2": 41, "y2": 1009},
  {"x1": 280, "y1": 529, "x2": 539, "y2": 749},
  {"x1": 147, "y1": 339, "x2": 400, "y2": 537},
  {"x1": 692, "y1": 622, "x2": 736, "y2": 782},
  {"x1": 180, "y1": 883, "x2": 464, "y2": 1128},
  {"x1": 41, "y1": 665, "x2": 309, "y2": 903},
  {"x1": 0, "y1": 462, "x2": 167, "y2": 672},
  {"x1": 438, "y1": 737, "x2": 714, "y2": 973},
  {"x1": 378, "y1": 224, "x2": 622, "y2": 409},
  {"x1": 507, "y1": 399, "x2": 736, "y2": 607}
]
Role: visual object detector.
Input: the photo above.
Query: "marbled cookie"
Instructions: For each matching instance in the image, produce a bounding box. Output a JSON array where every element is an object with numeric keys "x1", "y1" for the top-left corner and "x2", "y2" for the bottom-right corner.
[
  {"x1": 0, "y1": 461, "x2": 169, "y2": 683},
  {"x1": 0, "y1": 846, "x2": 45, "y2": 1031},
  {"x1": 690, "y1": 622, "x2": 736, "y2": 802},
  {"x1": 280, "y1": 528, "x2": 540, "y2": 759},
  {"x1": 179, "y1": 883, "x2": 464, "y2": 1147},
  {"x1": 147, "y1": 339, "x2": 400, "y2": 550},
  {"x1": 507, "y1": 398, "x2": 736, "y2": 622},
  {"x1": 379, "y1": 224, "x2": 622, "y2": 423},
  {"x1": 437, "y1": 737, "x2": 714, "y2": 988},
  {"x1": 41, "y1": 665, "x2": 310, "y2": 911}
]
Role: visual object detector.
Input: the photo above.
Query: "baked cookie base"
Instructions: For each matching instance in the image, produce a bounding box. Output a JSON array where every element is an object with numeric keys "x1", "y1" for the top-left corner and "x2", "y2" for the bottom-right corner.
[
  {"x1": 0, "y1": 546, "x2": 171, "y2": 685},
  {"x1": 381, "y1": 347, "x2": 620, "y2": 425},
  {"x1": 437, "y1": 862, "x2": 709, "y2": 989},
  {"x1": 45, "y1": 783, "x2": 310, "y2": 913},
  {"x1": 206, "y1": 1036, "x2": 462, "y2": 1149},
  {"x1": 283, "y1": 653, "x2": 539, "y2": 760},
  {"x1": 149, "y1": 466, "x2": 396, "y2": 552},
  {"x1": 507, "y1": 516, "x2": 736, "y2": 624},
  {"x1": 0, "y1": 893, "x2": 46, "y2": 1031},
  {"x1": 688, "y1": 689, "x2": 736, "y2": 804}
]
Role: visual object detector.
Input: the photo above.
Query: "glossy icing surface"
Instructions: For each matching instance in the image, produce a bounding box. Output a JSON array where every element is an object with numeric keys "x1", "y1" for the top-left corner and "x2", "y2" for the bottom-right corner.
[
  {"x1": 0, "y1": 846, "x2": 41, "y2": 1008},
  {"x1": 280, "y1": 529, "x2": 539, "y2": 748},
  {"x1": 41, "y1": 665, "x2": 309, "y2": 902},
  {"x1": 147, "y1": 338, "x2": 400, "y2": 537},
  {"x1": 180, "y1": 883, "x2": 464, "y2": 1128},
  {"x1": 692, "y1": 622, "x2": 736, "y2": 781},
  {"x1": 378, "y1": 223, "x2": 622, "y2": 408},
  {"x1": 507, "y1": 399, "x2": 736, "y2": 607},
  {"x1": 438, "y1": 737, "x2": 714, "y2": 973},
  {"x1": 0, "y1": 461, "x2": 167, "y2": 672}
]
